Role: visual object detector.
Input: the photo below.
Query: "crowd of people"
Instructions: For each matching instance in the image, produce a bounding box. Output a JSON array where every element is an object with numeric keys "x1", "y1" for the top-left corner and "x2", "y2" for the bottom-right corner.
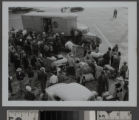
[{"x1": 8, "y1": 27, "x2": 129, "y2": 101}]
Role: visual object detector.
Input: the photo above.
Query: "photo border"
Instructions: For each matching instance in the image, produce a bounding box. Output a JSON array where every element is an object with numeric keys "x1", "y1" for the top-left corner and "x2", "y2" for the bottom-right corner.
[{"x1": 2, "y1": 1, "x2": 137, "y2": 107}]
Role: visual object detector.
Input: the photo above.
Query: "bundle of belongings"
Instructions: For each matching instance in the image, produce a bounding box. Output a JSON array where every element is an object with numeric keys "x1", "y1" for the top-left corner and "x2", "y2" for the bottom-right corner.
[
  {"x1": 80, "y1": 73, "x2": 94, "y2": 84},
  {"x1": 65, "y1": 41, "x2": 75, "y2": 51},
  {"x1": 90, "y1": 51, "x2": 104, "y2": 58},
  {"x1": 46, "y1": 54, "x2": 68, "y2": 69},
  {"x1": 102, "y1": 77, "x2": 128, "y2": 101},
  {"x1": 51, "y1": 55, "x2": 68, "y2": 68}
]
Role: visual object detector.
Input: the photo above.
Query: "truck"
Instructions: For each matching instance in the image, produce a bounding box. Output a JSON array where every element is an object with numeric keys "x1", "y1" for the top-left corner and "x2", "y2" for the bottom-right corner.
[
  {"x1": 22, "y1": 12, "x2": 102, "y2": 48},
  {"x1": 22, "y1": 12, "x2": 77, "y2": 36}
]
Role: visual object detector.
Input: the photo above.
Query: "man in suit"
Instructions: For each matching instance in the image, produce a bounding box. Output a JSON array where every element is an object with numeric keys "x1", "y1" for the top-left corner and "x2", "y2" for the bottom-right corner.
[
  {"x1": 120, "y1": 62, "x2": 128, "y2": 79},
  {"x1": 37, "y1": 67, "x2": 48, "y2": 92},
  {"x1": 16, "y1": 68, "x2": 25, "y2": 81},
  {"x1": 103, "y1": 47, "x2": 112, "y2": 65},
  {"x1": 97, "y1": 71, "x2": 109, "y2": 96},
  {"x1": 16, "y1": 67, "x2": 25, "y2": 96}
]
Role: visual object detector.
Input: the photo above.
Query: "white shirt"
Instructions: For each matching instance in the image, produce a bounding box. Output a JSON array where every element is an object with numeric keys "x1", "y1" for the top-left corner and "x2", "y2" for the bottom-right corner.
[
  {"x1": 65, "y1": 41, "x2": 74, "y2": 50},
  {"x1": 49, "y1": 75, "x2": 58, "y2": 84}
]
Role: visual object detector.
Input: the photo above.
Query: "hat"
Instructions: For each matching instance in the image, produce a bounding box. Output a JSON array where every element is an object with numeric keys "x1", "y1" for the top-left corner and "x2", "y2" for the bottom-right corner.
[
  {"x1": 25, "y1": 85, "x2": 32, "y2": 92},
  {"x1": 40, "y1": 67, "x2": 45, "y2": 72},
  {"x1": 116, "y1": 77, "x2": 123, "y2": 81},
  {"x1": 16, "y1": 68, "x2": 22, "y2": 72}
]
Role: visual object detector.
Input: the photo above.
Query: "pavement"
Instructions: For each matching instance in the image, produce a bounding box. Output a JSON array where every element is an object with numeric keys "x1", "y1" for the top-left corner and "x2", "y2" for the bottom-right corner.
[{"x1": 77, "y1": 8, "x2": 128, "y2": 65}]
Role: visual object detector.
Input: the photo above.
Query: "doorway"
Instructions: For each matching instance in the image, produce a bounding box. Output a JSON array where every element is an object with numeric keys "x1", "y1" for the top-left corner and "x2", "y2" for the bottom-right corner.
[{"x1": 43, "y1": 18, "x2": 52, "y2": 33}]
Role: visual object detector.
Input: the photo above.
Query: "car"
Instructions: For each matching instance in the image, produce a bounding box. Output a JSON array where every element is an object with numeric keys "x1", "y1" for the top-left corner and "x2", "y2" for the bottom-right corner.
[
  {"x1": 75, "y1": 24, "x2": 102, "y2": 46},
  {"x1": 45, "y1": 82, "x2": 96, "y2": 101}
]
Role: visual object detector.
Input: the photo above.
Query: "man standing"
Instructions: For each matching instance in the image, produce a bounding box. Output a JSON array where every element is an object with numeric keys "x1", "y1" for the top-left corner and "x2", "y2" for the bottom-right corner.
[
  {"x1": 16, "y1": 68, "x2": 25, "y2": 81},
  {"x1": 16, "y1": 67, "x2": 25, "y2": 96},
  {"x1": 22, "y1": 53, "x2": 29, "y2": 70},
  {"x1": 120, "y1": 62, "x2": 128, "y2": 79},
  {"x1": 67, "y1": 53, "x2": 75, "y2": 75},
  {"x1": 37, "y1": 67, "x2": 47, "y2": 92},
  {"x1": 103, "y1": 47, "x2": 112, "y2": 65},
  {"x1": 112, "y1": 52, "x2": 121, "y2": 75},
  {"x1": 81, "y1": 76, "x2": 86, "y2": 86},
  {"x1": 97, "y1": 71, "x2": 109, "y2": 96},
  {"x1": 8, "y1": 76, "x2": 13, "y2": 95},
  {"x1": 113, "y1": 9, "x2": 118, "y2": 19}
]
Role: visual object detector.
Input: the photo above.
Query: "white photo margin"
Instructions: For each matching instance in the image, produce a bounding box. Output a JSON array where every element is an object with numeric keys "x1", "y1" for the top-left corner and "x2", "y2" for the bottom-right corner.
[{"x1": 2, "y1": 1, "x2": 137, "y2": 107}]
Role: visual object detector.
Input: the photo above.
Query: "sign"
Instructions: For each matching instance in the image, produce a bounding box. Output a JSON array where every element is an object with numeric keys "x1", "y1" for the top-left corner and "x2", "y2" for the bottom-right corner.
[
  {"x1": 97, "y1": 111, "x2": 132, "y2": 120},
  {"x1": 7, "y1": 111, "x2": 39, "y2": 120}
]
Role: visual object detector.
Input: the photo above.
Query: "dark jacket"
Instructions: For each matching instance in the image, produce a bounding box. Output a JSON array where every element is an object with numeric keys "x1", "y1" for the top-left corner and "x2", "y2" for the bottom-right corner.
[
  {"x1": 97, "y1": 74, "x2": 108, "y2": 96},
  {"x1": 16, "y1": 72, "x2": 25, "y2": 81},
  {"x1": 27, "y1": 69, "x2": 34, "y2": 78},
  {"x1": 22, "y1": 56, "x2": 29, "y2": 69},
  {"x1": 38, "y1": 71, "x2": 47, "y2": 83},
  {"x1": 38, "y1": 71, "x2": 48, "y2": 91},
  {"x1": 24, "y1": 91, "x2": 36, "y2": 100},
  {"x1": 31, "y1": 56, "x2": 37, "y2": 67},
  {"x1": 103, "y1": 51, "x2": 111, "y2": 65}
]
